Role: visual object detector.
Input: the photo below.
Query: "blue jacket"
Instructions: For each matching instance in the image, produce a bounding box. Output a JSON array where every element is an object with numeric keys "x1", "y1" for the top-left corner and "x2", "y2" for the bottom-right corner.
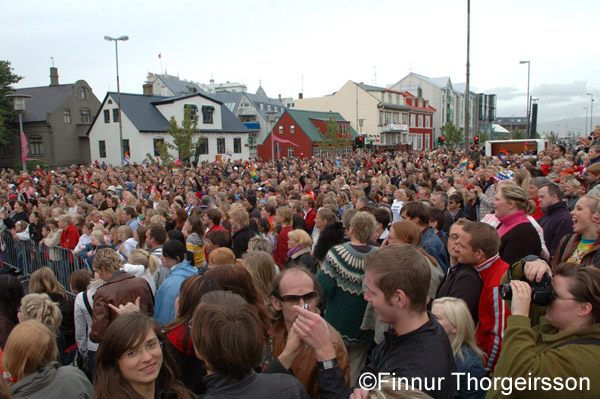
[
  {"x1": 421, "y1": 227, "x2": 450, "y2": 273},
  {"x1": 153, "y1": 260, "x2": 197, "y2": 325},
  {"x1": 455, "y1": 345, "x2": 486, "y2": 399}
]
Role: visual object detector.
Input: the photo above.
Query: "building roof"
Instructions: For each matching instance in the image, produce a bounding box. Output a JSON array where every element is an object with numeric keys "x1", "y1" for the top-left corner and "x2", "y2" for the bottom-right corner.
[
  {"x1": 92, "y1": 92, "x2": 248, "y2": 134},
  {"x1": 208, "y1": 92, "x2": 286, "y2": 121},
  {"x1": 156, "y1": 75, "x2": 203, "y2": 96},
  {"x1": 285, "y1": 109, "x2": 358, "y2": 142},
  {"x1": 15, "y1": 84, "x2": 75, "y2": 123}
]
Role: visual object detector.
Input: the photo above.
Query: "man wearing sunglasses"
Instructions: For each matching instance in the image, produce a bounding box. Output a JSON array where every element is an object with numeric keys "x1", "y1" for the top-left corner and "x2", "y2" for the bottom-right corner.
[{"x1": 268, "y1": 267, "x2": 350, "y2": 398}]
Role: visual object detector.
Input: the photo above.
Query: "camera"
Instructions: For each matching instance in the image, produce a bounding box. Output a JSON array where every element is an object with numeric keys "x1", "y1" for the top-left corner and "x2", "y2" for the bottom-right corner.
[{"x1": 499, "y1": 272, "x2": 556, "y2": 307}]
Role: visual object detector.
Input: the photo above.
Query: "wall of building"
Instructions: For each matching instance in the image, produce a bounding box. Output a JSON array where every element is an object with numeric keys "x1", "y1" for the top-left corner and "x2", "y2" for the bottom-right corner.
[{"x1": 259, "y1": 112, "x2": 313, "y2": 161}]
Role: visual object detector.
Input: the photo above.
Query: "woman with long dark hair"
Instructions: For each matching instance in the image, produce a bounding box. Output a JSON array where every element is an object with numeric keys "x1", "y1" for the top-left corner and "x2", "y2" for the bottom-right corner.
[
  {"x1": 0, "y1": 275, "x2": 25, "y2": 349},
  {"x1": 94, "y1": 312, "x2": 194, "y2": 399},
  {"x1": 163, "y1": 275, "x2": 220, "y2": 394}
]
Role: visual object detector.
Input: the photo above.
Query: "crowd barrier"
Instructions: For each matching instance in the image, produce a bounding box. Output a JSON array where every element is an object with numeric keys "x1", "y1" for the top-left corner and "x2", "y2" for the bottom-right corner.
[{"x1": 1, "y1": 232, "x2": 90, "y2": 289}]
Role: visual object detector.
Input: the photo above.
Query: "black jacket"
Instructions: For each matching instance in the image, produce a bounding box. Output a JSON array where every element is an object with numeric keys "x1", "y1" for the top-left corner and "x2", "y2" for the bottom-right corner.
[
  {"x1": 436, "y1": 264, "x2": 483, "y2": 324},
  {"x1": 201, "y1": 371, "x2": 308, "y2": 399},
  {"x1": 232, "y1": 226, "x2": 256, "y2": 259}
]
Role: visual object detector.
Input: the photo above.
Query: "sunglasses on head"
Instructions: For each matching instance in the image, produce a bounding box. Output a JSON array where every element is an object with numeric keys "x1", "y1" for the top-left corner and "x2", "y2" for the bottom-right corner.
[{"x1": 278, "y1": 291, "x2": 317, "y2": 305}]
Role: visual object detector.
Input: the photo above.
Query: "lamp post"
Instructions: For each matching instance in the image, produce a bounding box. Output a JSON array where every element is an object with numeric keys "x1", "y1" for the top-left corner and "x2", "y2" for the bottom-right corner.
[
  {"x1": 7, "y1": 93, "x2": 32, "y2": 172},
  {"x1": 587, "y1": 93, "x2": 594, "y2": 133},
  {"x1": 584, "y1": 107, "x2": 588, "y2": 136},
  {"x1": 519, "y1": 61, "x2": 531, "y2": 138},
  {"x1": 266, "y1": 111, "x2": 276, "y2": 162},
  {"x1": 464, "y1": 0, "x2": 471, "y2": 153},
  {"x1": 104, "y1": 35, "x2": 129, "y2": 167}
]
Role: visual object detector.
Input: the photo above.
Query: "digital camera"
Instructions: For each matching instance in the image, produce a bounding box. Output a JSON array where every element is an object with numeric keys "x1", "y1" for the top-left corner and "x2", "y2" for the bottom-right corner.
[{"x1": 499, "y1": 272, "x2": 556, "y2": 307}]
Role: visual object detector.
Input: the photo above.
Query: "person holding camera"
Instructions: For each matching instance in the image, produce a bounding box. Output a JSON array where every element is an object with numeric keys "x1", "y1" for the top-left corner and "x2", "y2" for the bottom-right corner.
[{"x1": 488, "y1": 262, "x2": 600, "y2": 398}]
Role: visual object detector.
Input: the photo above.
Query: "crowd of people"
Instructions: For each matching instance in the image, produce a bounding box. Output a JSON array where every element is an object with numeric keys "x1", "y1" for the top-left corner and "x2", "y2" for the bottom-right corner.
[{"x1": 0, "y1": 127, "x2": 599, "y2": 398}]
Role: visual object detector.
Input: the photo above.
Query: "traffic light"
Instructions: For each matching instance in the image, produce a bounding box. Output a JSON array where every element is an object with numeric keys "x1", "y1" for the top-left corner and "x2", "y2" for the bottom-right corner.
[
  {"x1": 438, "y1": 136, "x2": 445, "y2": 146},
  {"x1": 474, "y1": 136, "x2": 479, "y2": 144},
  {"x1": 355, "y1": 136, "x2": 365, "y2": 149}
]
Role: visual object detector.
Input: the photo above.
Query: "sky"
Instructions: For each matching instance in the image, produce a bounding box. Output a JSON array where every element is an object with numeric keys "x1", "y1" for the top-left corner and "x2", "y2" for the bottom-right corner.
[{"x1": 3, "y1": 0, "x2": 599, "y2": 135}]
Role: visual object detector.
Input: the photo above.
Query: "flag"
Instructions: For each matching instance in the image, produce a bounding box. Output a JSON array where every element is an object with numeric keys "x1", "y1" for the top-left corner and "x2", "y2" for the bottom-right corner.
[
  {"x1": 497, "y1": 149, "x2": 510, "y2": 159},
  {"x1": 158, "y1": 53, "x2": 161, "y2": 59},
  {"x1": 455, "y1": 157, "x2": 469, "y2": 171},
  {"x1": 250, "y1": 163, "x2": 258, "y2": 182},
  {"x1": 20, "y1": 129, "x2": 29, "y2": 164}
]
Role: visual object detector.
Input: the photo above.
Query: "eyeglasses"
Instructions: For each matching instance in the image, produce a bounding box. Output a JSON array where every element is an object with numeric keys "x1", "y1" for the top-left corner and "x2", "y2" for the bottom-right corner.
[
  {"x1": 279, "y1": 291, "x2": 317, "y2": 305},
  {"x1": 122, "y1": 340, "x2": 163, "y2": 359}
]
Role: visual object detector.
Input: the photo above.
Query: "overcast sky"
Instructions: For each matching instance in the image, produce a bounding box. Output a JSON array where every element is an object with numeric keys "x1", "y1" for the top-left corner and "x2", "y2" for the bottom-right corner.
[{"x1": 4, "y1": 0, "x2": 599, "y2": 133}]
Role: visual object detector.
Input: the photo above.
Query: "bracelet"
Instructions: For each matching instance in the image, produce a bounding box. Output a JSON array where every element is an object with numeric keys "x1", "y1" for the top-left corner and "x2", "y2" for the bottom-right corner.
[{"x1": 317, "y1": 357, "x2": 338, "y2": 370}]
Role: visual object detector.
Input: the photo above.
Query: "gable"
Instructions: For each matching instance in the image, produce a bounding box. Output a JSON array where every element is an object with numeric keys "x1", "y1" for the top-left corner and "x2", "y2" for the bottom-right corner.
[{"x1": 15, "y1": 84, "x2": 75, "y2": 123}]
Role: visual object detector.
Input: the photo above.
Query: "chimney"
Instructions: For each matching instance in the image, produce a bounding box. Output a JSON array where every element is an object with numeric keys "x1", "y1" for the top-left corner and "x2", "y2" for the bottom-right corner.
[
  {"x1": 50, "y1": 67, "x2": 59, "y2": 86},
  {"x1": 143, "y1": 83, "x2": 154, "y2": 95},
  {"x1": 278, "y1": 94, "x2": 282, "y2": 101},
  {"x1": 298, "y1": 93, "x2": 303, "y2": 99}
]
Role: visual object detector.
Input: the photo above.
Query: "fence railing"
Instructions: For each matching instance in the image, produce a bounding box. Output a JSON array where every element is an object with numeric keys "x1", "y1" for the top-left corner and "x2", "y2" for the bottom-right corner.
[{"x1": 2, "y1": 232, "x2": 90, "y2": 289}]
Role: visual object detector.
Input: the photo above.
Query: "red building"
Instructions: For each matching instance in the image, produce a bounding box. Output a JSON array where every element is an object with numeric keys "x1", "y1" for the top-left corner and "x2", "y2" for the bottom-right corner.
[
  {"x1": 403, "y1": 92, "x2": 436, "y2": 150},
  {"x1": 257, "y1": 109, "x2": 357, "y2": 161}
]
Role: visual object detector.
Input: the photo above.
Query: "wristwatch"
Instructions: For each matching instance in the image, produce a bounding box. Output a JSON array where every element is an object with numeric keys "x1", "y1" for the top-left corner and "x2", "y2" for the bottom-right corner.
[{"x1": 317, "y1": 358, "x2": 338, "y2": 370}]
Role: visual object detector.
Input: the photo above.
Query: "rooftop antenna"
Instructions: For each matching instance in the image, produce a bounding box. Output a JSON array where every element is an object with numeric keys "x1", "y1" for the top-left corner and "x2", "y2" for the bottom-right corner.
[{"x1": 50, "y1": 57, "x2": 55, "y2": 67}]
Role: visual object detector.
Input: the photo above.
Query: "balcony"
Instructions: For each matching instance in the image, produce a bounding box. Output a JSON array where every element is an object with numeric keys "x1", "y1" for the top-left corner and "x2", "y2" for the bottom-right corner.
[
  {"x1": 378, "y1": 123, "x2": 408, "y2": 134},
  {"x1": 238, "y1": 107, "x2": 257, "y2": 116}
]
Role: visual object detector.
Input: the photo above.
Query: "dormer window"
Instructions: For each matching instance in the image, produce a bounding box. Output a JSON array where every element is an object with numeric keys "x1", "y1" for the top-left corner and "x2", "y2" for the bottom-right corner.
[{"x1": 202, "y1": 105, "x2": 215, "y2": 124}]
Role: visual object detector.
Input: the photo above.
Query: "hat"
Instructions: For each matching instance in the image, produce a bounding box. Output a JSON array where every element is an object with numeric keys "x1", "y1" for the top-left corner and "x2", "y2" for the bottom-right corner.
[
  {"x1": 341, "y1": 184, "x2": 351, "y2": 190},
  {"x1": 246, "y1": 195, "x2": 257, "y2": 207}
]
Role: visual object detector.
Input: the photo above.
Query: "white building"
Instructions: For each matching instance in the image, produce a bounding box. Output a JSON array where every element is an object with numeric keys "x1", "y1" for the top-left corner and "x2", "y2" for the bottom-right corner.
[
  {"x1": 87, "y1": 92, "x2": 250, "y2": 166},
  {"x1": 144, "y1": 72, "x2": 247, "y2": 97}
]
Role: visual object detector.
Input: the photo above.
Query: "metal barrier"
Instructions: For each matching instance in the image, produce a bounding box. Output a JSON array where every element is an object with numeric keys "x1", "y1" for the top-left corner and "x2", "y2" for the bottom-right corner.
[{"x1": 2, "y1": 232, "x2": 90, "y2": 289}]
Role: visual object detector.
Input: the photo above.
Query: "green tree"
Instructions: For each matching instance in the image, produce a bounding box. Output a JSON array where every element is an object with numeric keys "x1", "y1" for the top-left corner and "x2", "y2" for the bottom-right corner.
[
  {"x1": 154, "y1": 106, "x2": 199, "y2": 167},
  {"x1": 444, "y1": 121, "x2": 463, "y2": 146},
  {"x1": 317, "y1": 114, "x2": 350, "y2": 157},
  {"x1": 0, "y1": 61, "x2": 24, "y2": 145},
  {"x1": 512, "y1": 130, "x2": 525, "y2": 140}
]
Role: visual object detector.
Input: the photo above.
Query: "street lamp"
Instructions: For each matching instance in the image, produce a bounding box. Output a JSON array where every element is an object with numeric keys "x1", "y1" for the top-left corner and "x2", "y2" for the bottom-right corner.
[
  {"x1": 7, "y1": 93, "x2": 32, "y2": 172},
  {"x1": 104, "y1": 35, "x2": 129, "y2": 167},
  {"x1": 519, "y1": 61, "x2": 531, "y2": 138},
  {"x1": 584, "y1": 107, "x2": 588, "y2": 136},
  {"x1": 266, "y1": 111, "x2": 276, "y2": 162},
  {"x1": 586, "y1": 93, "x2": 594, "y2": 133}
]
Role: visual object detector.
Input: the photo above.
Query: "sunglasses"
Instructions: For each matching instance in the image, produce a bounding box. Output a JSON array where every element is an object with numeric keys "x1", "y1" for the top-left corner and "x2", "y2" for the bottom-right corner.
[{"x1": 278, "y1": 291, "x2": 317, "y2": 305}]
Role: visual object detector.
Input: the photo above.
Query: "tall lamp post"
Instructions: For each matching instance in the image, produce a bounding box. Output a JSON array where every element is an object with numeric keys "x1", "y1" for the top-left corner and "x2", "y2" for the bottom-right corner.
[
  {"x1": 520, "y1": 61, "x2": 531, "y2": 138},
  {"x1": 104, "y1": 35, "x2": 129, "y2": 167},
  {"x1": 7, "y1": 93, "x2": 32, "y2": 172},
  {"x1": 587, "y1": 93, "x2": 594, "y2": 133},
  {"x1": 584, "y1": 107, "x2": 588, "y2": 136},
  {"x1": 266, "y1": 111, "x2": 276, "y2": 162},
  {"x1": 464, "y1": 0, "x2": 471, "y2": 153}
]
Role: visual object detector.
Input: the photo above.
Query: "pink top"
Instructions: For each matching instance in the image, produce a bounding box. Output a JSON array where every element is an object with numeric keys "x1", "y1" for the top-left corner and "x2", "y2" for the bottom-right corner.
[{"x1": 497, "y1": 210, "x2": 530, "y2": 238}]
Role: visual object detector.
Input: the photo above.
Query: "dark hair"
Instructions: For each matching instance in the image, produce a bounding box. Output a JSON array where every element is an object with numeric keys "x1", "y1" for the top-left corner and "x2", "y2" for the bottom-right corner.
[
  {"x1": 69, "y1": 269, "x2": 92, "y2": 294},
  {"x1": 167, "y1": 229, "x2": 186, "y2": 246},
  {"x1": 135, "y1": 225, "x2": 148, "y2": 249},
  {"x1": 257, "y1": 218, "x2": 271, "y2": 234},
  {"x1": 187, "y1": 215, "x2": 205, "y2": 238},
  {"x1": 204, "y1": 209, "x2": 221, "y2": 226},
  {"x1": 371, "y1": 207, "x2": 391, "y2": 228},
  {"x1": 0, "y1": 275, "x2": 25, "y2": 326},
  {"x1": 124, "y1": 207, "x2": 137, "y2": 219},
  {"x1": 164, "y1": 275, "x2": 221, "y2": 331},
  {"x1": 148, "y1": 223, "x2": 168, "y2": 245},
  {"x1": 190, "y1": 291, "x2": 262, "y2": 381},
  {"x1": 540, "y1": 182, "x2": 563, "y2": 202},
  {"x1": 554, "y1": 262, "x2": 600, "y2": 323},
  {"x1": 94, "y1": 312, "x2": 194, "y2": 399},
  {"x1": 206, "y1": 230, "x2": 232, "y2": 249},
  {"x1": 162, "y1": 240, "x2": 187, "y2": 264},
  {"x1": 402, "y1": 201, "x2": 430, "y2": 225},
  {"x1": 449, "y1": 193, "x2": 464, "y2": 207},
  {"x1": 427, "y1": 207, "x2": 446, "y2": 231}
]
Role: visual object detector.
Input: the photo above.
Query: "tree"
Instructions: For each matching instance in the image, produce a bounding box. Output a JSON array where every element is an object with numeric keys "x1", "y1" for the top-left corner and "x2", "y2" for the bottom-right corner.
[
  {"x1": 0, "y1": 61, "x2": 23, "y2": 145},
  {"x1": 512, "y1": 130, "x2": 525, "y2": 140},
  {"x1": 155, "y1": 106, "x2": 199, "y2": 167},
  {"x1": 444, "y1": 121, "x2": 463, "y2": 147},
  {"x1": 317, "y1": 114, "x2": 351, "y2": 157}
]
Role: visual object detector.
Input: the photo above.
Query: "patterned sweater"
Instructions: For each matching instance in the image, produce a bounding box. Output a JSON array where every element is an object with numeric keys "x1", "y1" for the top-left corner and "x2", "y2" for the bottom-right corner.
[{"x1": 316, "y1": 242, "x2": 377, "y2": 347}]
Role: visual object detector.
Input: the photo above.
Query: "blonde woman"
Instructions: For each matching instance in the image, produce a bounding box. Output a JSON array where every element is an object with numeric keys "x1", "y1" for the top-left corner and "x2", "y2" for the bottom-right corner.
[
  {"x1": 243, "y1": 251, "x2": 276, "y2": 305},
  {"x1": 432, "y1": 297, "x2": 485, "y2": 399},
  {"x1": 123, "y1": 249, "x2": 160, "y2": 296},
  {"x1": 18, "y1": 293, "x2": 63, "y2": 334},
  {"x1": 115, "y1": 225, "x2": 136, "y2": 261},
  {"x1": 285, "y1": 229, "x2": 315, "y2": 273}
]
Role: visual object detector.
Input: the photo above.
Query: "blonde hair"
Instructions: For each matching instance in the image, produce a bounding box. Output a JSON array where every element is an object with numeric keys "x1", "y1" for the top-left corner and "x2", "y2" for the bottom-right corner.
[
  {"x1": 432, "y1": 297, "x2": 484, "y2": 362},
  {"x1": 513, "y1": 169, "x2": 532, "y2": 190},
  {"x1": 229, "y1": 207, "x2": 249, "y2": 226},
  {"x1": 128, "y1": 248, "x2": 159, "y2": 276},
  {"x1": 2, "y1": 320, "x2": 58, "y2": 384},
  {"x1": 19, "y1": 293, "x2": 63, "y2": 333},
  {"x1": 499, "y1": 184, "x2": 536, "y2": 215},
  {"x1": 117, "y1": 225, "x2": 134, "y2": 241},
  {"x1": 276, "y1": 206, "x2": 293, "y2": 226},
  {"x1": 208, "y1": 247, "x2": 236, "y2": 266},
  {"x1": 29, "y1": 267, "x2": 67, "y2": 298},
  {"x1": 243, "y1": 251, "x2": 275, "y2": 305},
  {"x1": 287, "y1": 229, "x2": 312, "y2": 248}
]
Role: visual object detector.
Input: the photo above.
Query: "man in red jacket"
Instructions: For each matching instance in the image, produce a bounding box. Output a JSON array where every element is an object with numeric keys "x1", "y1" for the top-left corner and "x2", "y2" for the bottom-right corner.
[{"x1": 455, "y1": 221, "x2": 510, "y2": 375}]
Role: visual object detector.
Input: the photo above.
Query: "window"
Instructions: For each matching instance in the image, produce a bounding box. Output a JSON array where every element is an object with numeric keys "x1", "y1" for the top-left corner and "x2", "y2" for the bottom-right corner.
[
  {"x1": 287, "y1": 147, "x2": 295, "y2": 157},
  {"x1": 113, "y1": 109, "x2": 120, "y2": 123},
  {"x1": 99, "y1": 141, "x2": 106, "y2": 158},
  {"x1": 0, "y1": 144, "x2": 12, "y2": 157},
  {"x1": 418, "y1": 115, "x2": 423, "y2": 127},
  {"x1": 123, "y1": 139, "x2": 130, "y2": 157},
  {"x1": 185, "y1": 104, "x2": 198, "y2": 122},
  {"x1": 260, "y1": 103, "x2": 264, "y2": 110},
  {"x1": 80, "y1": 87, "x2": 87, "y2": 100},
  {"x1": 410, "y1": 114, "x2": 416, "y2": 127},
  {"x1": 402, "y1": 113, "x2": 408, "y2": 125},
  {"x1": 197, "y1": 137, "x2": 208, "y2": 155},
  {"x1": 29, "y1": 136, "x2": 43, "y2": 156},
  {"x1": 379, "y1": 111, "x2": 384, "y2": 126},
  {"x1": 385, "y1": 112, "x2": 391, "y2": 125},
  {"x1": 279, "y1": 126, "x2": 283, "y2": 135},
  {"x1": 425, "y1": 134, "x2": 430, "y2": 150},
  {"x1": 425, "y1": 115, "x2": 431, "y2": 128},
  {"x1": 217, "y1": 137, "x2": 225, "y2": 154},
  {"x1": 393, "y1": 113, "x2": 399, "y2": 124},
  {"x1": 80, "y1": 108, "x2": 91, "y2": 124},
  {"x1": 267, "y1": 104, "x2": 271, "y2": 111},
  {"x1": 388, "y1": 93, "x2": 392, "y2": 103},
  {"x1": 290, "y1": 125, "x2": 295, "y2": 134},
  {"x1": 417, "y1": 134, "x2": 423, "y2": 150},
  {"x1": 202, "y1": 106, "x2": 214, "y2": 124},
  {"x1": 104, "y1": 110, "x2": 110, "y2": 123},
  {"x1": 153, "y1": 138, "x2": 164, "y2": 156},
  {"x1": 64, "y1": 109, "x2": 71, "y2": 124},
  {"x1": 234, "y1": 137, "x2": 241, "y2": 153}
]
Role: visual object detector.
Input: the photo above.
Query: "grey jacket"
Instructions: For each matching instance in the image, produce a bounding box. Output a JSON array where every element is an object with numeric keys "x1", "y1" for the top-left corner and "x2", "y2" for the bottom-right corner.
[{"x1": 10, "y1": 362, "x2": 92, "y2": 399}]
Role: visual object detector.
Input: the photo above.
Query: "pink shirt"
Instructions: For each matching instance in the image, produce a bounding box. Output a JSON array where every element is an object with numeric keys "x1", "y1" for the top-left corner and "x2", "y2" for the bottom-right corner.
[{"x1": 497, "y1": 210, "x2": 530, "y2": 238}]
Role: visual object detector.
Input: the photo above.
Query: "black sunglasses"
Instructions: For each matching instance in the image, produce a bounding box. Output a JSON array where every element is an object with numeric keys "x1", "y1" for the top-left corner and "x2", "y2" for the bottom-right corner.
[{"x1": 279, "y1": 291, "x2": 317, "y2": 305}]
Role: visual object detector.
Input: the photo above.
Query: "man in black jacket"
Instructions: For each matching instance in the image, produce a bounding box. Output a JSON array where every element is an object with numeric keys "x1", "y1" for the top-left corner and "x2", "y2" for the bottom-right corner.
[{"x1": 293, "y1": 244, "x2": 456, "y2": 399}]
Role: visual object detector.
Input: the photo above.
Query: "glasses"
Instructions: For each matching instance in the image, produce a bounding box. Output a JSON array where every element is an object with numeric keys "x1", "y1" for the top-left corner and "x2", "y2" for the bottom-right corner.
[
  {"x1": 122, "y1": 340, "x2": 163, "y2": 359},
  {"x1": 279, "y1": 291, "x2": 317, "y2": 305}
]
